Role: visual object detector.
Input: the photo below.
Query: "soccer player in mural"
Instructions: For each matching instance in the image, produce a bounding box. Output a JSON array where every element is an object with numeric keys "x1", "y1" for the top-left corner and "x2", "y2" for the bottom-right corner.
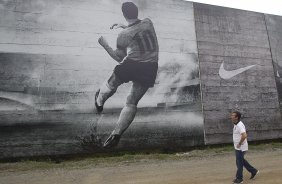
[
  {"x1": 230, "y1": 111, "x2": 259, "y2": 184},
  {"x1": 96, "y1": 2, "x2": 159, "y2": 148}
]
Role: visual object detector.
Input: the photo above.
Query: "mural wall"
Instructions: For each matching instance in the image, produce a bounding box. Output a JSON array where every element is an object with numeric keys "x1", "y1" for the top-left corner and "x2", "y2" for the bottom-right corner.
[
  {"x1": 194, "y1": 3, "x2": 282, "y2": 144},
  {"x1": 0, "y1": 0, "x2": 204, "y2": 158},
  {"x1": 265, "y1": 15, "x2": 282, "y2": 106},
  {"x1": 1, "y1": 0, "x2": 282, "y2": 158}
]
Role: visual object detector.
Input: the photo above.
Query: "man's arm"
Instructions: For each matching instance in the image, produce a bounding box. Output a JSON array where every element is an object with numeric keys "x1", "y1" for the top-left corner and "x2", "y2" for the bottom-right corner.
[
  {"x1": 98, "y1": 36, "x2": 126, "y2": 63},
  {"x1": 236, "y1": 132, "x2": 247, "y2": 148},
  {"x1": 110, "y1": 23, "x2": 127, "y2": 29}
]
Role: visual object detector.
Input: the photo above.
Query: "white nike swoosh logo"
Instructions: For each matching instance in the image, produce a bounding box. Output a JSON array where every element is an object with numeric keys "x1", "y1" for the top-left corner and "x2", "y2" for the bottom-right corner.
[{"x1": 219, "y1": 61, "x2": 256, "y2": 80}]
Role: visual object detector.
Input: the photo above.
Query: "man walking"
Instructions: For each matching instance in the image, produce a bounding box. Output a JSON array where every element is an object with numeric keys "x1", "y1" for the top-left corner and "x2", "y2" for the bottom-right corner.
[
  {"x1": 231, "y1": 111, "x2": 259, "y2": 183},
  {"x1": 96, "y1": 2, "x2": 159, "y2": 148}
]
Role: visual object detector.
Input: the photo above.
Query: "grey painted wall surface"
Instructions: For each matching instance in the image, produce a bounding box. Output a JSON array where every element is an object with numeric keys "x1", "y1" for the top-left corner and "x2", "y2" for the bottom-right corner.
[
  {"x1": 194, "y1": 3, "x2": 282, "y2": 144},
  {"x1": 0, "y1": 0, "x2": 204, "y2": 158},
  {"x1": 265, "y1": 15, "x2": 282, "y2": 103},
  {"x1": 1, "y1": 0, "x2": 282, "y2": 158}
]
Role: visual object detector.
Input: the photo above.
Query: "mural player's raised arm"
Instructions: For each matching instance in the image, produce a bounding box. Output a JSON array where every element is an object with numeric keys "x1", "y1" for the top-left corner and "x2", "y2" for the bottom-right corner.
[{"x1": 98, "y1": 36, "x2": 126, "y2": 63}]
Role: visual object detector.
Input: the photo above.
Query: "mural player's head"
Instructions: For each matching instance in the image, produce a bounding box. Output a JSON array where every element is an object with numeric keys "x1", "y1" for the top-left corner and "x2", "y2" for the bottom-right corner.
[
  {"x1": 122, "y1": 2, "x2": 138, "y2": 20},
  {"x1": 231, "y1": 111, "x2": 241, "y2": 124}
]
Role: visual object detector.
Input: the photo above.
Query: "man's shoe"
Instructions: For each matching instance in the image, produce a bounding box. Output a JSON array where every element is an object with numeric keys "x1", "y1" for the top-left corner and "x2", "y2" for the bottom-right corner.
[
  {"x1": 95, "y1": 89, "x2": 103, "y2": 113},
  {"x1": 250, "y1": 170, "x2": 259, "y2": 179},
  {"x1": 233, "y1": 178, "x2": 243, "y2": 184},
  {"x1": 103, "y1": 134, "x2": 121, "y2": 148}
]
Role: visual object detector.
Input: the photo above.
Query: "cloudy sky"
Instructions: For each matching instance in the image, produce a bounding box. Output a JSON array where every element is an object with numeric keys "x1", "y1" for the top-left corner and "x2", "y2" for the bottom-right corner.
[{"x1": 188, "y1": 0, "x2": 282, "y2": 16}]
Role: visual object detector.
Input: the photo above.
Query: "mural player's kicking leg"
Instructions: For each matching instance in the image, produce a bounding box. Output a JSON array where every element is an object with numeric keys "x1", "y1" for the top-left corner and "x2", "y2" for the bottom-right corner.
[
  {"x1": 95, "y1": 73, "x2": 123, "y2": 114},
  {"x1": 103, "y1": 82, "x2": 148, "y2": 148}
]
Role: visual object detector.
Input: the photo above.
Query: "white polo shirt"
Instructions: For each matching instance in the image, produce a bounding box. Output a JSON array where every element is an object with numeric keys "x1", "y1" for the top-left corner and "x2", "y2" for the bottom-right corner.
[{"x1": 233, "y1": 121, "x2": 248, "y2": 151}]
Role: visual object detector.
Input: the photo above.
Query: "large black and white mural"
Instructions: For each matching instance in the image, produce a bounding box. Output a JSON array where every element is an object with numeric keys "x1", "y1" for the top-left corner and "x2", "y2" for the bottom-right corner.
[
  {"x1": 2, "y1": 0, "x2": 282, "y2": 159},
  {"x1": 0, "y1": 0, "x2": 204, "y2": 158}
]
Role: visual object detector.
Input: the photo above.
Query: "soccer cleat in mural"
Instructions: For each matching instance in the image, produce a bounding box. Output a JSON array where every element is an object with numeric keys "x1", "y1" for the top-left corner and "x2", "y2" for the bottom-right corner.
[
  {"x1": 95, "y1": 89, "x2": 103, "y2": 114},
  {"x1": 103, "y1": 134, "x2": 121, "y2": 148}
]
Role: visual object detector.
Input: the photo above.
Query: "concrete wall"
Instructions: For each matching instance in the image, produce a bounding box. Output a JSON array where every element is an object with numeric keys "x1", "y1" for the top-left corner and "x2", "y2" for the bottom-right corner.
[
  {"x1": 1, "y1": 0, "x2": 282, "y2": 158},
  {"x1": 194, "y1": 3, "x2": 282, "y2": 144},
  {"x1": 0, "y1": 0, "x2": 204, "y2": 158},
  {"x1": 265, "y1": 14, "x2": 282, "y2": 103}
]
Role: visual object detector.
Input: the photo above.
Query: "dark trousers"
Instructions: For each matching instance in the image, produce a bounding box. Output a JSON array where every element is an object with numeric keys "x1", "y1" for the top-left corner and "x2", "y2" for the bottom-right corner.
[{"x1": 235, "y1": 150, "x2": 257, "y2": 180}]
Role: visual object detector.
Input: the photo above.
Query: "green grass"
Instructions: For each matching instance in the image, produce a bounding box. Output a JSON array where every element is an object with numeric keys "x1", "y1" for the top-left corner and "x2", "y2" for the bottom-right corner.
[{"x1": 0, "y1": 141, "x2": 281, "y2": 173}]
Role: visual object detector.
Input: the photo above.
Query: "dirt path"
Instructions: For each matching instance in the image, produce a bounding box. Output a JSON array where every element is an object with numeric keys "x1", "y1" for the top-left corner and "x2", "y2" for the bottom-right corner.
[{"x1": 0, "y1": 149, "x2": 281, "y2": 184}]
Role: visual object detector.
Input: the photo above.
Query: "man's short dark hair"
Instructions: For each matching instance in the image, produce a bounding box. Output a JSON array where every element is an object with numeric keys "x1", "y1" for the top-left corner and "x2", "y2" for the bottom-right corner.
[
  {"x1": 122, "y1": 2, "x2": 138, "y2": 19},
  {"x1": 232, "y1": 111, "x2": 241, "y2": 120}
]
